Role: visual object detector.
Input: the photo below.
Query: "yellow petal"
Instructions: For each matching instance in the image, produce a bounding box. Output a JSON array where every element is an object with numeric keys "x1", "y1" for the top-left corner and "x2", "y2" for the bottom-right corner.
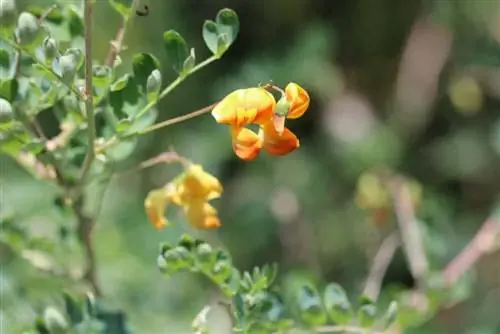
[
  {"x1": 285, "y1": 82, "x2": 310, "y2": 119},
  {"x1": 211, "y1": 88, "x2": 276, "y2": 127},
  {"x1": 175, "y1": 165, "x2": 223, "y2": 203},
  {"x1": 231, "y1": 126, "x2": 263, "y2": 161},
  {"x1": 183, "y1": 200, "x2": 221, "y2": 230},
  {"x1": 144, "y1": 188, "x2": 171, "y2": 230},
  {"x1": 261, "y1": 121, "x2": 300, "y2": 156}
]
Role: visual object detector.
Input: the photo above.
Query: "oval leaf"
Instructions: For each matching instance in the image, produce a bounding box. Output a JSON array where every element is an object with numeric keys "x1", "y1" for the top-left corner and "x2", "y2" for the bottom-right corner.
[
  {"x1": 297, "y1": 285, "x2": 327, "y2": 326},
  {"x1": 202, "y1": 20, "x2": 218, "y2": 55},
  {"x1": 163, "y1": 30, "x2": 188, "y2": 74},
  {"x1": 357, "y1": 304, "x2": 377, "y2": 328},
  {"x1": 132, "y1": 52, "x2": 160, "y2": 90},
  {"x1": 110, "y1": 73, "x2": 131, "y2": 92},
  {"x1": 182, "y1": 48, "x2": 196, "y2": 75},
  {"x1": 323, "y1": 283, "x2": 354, "y2": 325},
  {"x1": 215, "y1": 8, "x2": 239, "y2": 45},
  {"x1": 380, "y1": 301, "x2": 398, "y2": 330}
]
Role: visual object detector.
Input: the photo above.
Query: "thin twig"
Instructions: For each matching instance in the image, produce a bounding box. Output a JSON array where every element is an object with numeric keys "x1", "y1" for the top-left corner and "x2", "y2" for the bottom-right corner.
[
  {"x1": 388, "y1": 177, "x2": 429, "y2": 287},
  {"x1": 315, "y1": 325, "x2": 384, "y2": 333},
  {"x1": 441, "y1": 215, "x2": 500, "y2": 287},
  {"x1": 105, "y1": 0, "x2": 138, "y2": 67},
  {"x1": 363, "y1": 232, "x2": 401, "y2": 301},
  {"x1": 79, "y1": 0, "x2": 96, "y2": 184}
]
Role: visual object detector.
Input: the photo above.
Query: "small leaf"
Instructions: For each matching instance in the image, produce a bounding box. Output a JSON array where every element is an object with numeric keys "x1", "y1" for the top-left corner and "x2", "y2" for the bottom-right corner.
[
  {"x1": 115, "y1": 119, "x2": 132, "y2": 133},
  {"x1": 58, "y1": 55, "x2": 77, "y2": 85},
  {"x1": 211, "y1": 260, "x2": 233, "y2": 283},
  {"x1": 178, "y1": 233, "x2": 197, "y2": 251},
  {"x1": 42, "y1": 37, "x2": 59, "y2": 64},
  {"x1": 17, "y1": 12, "x2": 41, "y2": 46},
  {"x1": 27, "y1": 5, "x2": 63, "y2": 24},
  {"x1": 0, "y1": 48, "x2": 10, "y2": 70},
  {"x1": 110, "y1": 74, "x2": 131, "y2": 92},
  {"x1": 146, "y1": 69, "x2": 162, "y2": 103},
  {"x1": 34, "y1": 317, "x2": 50, "y2": 334},
  {"x1": 0, "y1": 78, "x2": 18, "y2": 102},
  {"x1": 323, "y1": 283, "x2": 354, "y2": 325},
  {"x1": 297, "y1": 285, "x2": 327, "y2": 326},
  {"x1": 67, "y1": 6, "x2": 84, "y2": 37},
  {"x1": 32, "y1": 64, "x2": 58, "y2": 82},
  {"x1": 195, "y1": 243, "x2": 215, "y2": 269},
  {"x1": 92, "y1": 65, "x2": 112, "y2": 89},
  {"x1": 215, "y1": 8, "x2": 239, "y2": 45},
  {"x1": 43, "y1": 307, "x2": 69, "y2": 333},
  {"x1": 0, "y1": 98, "x2": 13, "y2": 123},
  {"x1": 380, "y1": 301, "x2": 398, "y2": 330},
  {"x1": 63, "y1": 292, "x2": 83, "y2": 324},
  {"x1": 132, "y1": 52, "x2": 160, "y2": 89},
  {"x1": 182, "y1": 48, "x2": 196, "y2": 75},
  {"x1": 216, "y1": 33, "x2": 230, "y2": 56},
  {"x1": 357, "y1": 304, "x2": 377, "y2": 328},
  {"x1": 262, "y1": 263, "x2": 278, "y2": 286},
  {"x1": 109, "y1": 0, "x2": 133, "y2": 19},
  {"x1": 163, "y1": 30, "x2": 189, "y2": 74},
  {"x1": 202, "y1": 20, "x2": 218, "y2": 55}
]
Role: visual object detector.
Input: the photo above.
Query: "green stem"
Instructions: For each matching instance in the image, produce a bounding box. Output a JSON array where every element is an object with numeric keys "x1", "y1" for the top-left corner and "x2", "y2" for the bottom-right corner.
[
  {"x1": 79, "y1": 0, "x2": 96, "y2": 185},
  {"x1": 0, "y1": 36, "x2": 84, "y2": 99},
  {"x1": 135, "y1": 55, "x2": 218, "y2": 119}
]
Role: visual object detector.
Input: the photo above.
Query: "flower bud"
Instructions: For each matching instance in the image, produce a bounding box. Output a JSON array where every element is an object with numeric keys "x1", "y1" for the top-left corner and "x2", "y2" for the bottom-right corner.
[
  {"x1": 42, "y1": 36, "x2": 58, "y2": 63},
  {"x1": 195, "y1": 243, "x2": 214, "y2": 266},
  {"x1": 59, "y1": 54, "x2": 77, "y2": 85},
  {"x1": 211, "y1": 259, "x2": 232, "y2": 283},
  {"x1": 164, "y1": 246, "x2": 193, "y2": 270},
  {"x1": 43, "y1": 307, "x2": 69, "y2": 334},
  {"x1": 0, "y1": 98, "x2": 13, "y2": 123},
  {"x1": 17, "y1": 12, "x2": 40, "y2": 45},
  {"x1": 0, "y1": 0, "x2": 17, "y2": 30}
]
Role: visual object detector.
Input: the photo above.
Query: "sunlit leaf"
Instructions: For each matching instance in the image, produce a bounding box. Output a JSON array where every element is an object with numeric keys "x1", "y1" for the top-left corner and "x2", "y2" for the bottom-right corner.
[{"x1": 109, "y1": 0, "x2": 134, "y2": 19}]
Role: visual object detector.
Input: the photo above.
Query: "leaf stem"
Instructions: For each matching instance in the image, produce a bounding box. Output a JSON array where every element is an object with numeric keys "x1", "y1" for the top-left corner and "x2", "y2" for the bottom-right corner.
[
  {"x1": 79, "y1": 0, "x2": 96, "y2": 185},
  {"x1": 135, "y1": 55, "x2": 218, "y2": 119}
]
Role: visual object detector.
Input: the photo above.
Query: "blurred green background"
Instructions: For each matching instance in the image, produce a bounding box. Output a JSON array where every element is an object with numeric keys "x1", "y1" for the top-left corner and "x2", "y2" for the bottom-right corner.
[{"x1": 2, "y1": 0, "x2": 500, "y2": 333}]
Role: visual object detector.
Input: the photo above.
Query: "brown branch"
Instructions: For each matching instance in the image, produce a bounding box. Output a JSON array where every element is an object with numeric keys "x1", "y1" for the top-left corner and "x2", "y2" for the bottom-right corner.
[
  {"x1": 441, "y1": 215, "x2": 500, "y2": 287},
  {"x1": 388, "y1": 177, "x2": 429, "y2": 287},
  {"x1": 105, "y1": 0, "x2": 138, "y2": 67},
  {"x1": 363, "y1": 232, "x2": 400, "y2": 301}
]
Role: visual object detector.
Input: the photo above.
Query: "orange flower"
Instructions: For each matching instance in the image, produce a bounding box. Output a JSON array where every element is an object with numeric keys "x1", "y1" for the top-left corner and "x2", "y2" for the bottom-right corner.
[
  {"x1": 212, "y1": 83, "x2": 309, "y2": 161},
  {"x1": 144, "y1": 164, "x2": 223, "y2": 230}
]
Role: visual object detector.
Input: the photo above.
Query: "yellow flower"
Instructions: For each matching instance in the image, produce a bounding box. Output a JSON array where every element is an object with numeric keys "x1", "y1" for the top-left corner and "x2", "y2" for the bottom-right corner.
[
  {"x1": 144, "y1": 164, "x2": 223, "y2": 230},
  {"x1": 212, "y1": 83, "x2": 310, "y2": 161}
]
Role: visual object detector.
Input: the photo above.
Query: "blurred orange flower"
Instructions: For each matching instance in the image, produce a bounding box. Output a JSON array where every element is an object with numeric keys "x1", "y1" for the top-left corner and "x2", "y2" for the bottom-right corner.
[
  {"x1": 144, "y1": 164, "x2": 223, "y2": 230},
  {"x1": 211, "y1": 83, "x2": 310, "y2": 161}
]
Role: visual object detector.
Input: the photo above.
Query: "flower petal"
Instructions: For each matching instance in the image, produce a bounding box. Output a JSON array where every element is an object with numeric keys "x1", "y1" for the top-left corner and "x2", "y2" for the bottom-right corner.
[
  {"x1": 183, "y1": 200, "x2": 221, "y2": 229},
  {"x1": 231, "y1": 126, "x2": 263, "y2": 161},
  {"x1": 285, "y1": 82, "x2": 310, "y2": 119},
  {"x1": 144, "y1": 188, "x2": 171, "y2": 230},
  {"x1": 211, "y1": 88, "x2": 275, "y2": 127},
  {"x1": 262, "y1": 121, "x2": 300, "y2": 156},
  {"x1": 176, "y1": 164, "x2": 223, "y2": 201}
]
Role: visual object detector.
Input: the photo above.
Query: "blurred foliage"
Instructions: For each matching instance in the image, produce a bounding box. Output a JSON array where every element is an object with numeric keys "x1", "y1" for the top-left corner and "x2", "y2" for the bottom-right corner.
[{"x1": 2, "y1": 0, "x2": 500, "y2": 333}]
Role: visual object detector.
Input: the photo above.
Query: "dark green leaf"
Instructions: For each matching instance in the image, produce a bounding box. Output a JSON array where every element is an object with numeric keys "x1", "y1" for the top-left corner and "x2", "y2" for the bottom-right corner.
[
  {"x1": 0, "y1": 48, "x2": 10, "y2": 70},
  {"x1": 357, "y1": 304, "x2": 377, "y2": 328},
  {"x1": 297, "y1": 285, "x2": 327, "y2": 326},
  {"x1": 106, "y1": 137, "x2": 137, "y2": 161},
  {"x1": 63, "y1": 292, "x2": 83, "y2": 324},
  {"x1": 221, "y1": 268, "x2": 241, "y2": 297},
  {"x1": 358, "y1": 294, "x2": 375, "y2": 306},
  {"x1": 202, "y1": 20, "x2": 218, "y2": 55},
  {"x1": 67, "y1": 6, "x2": 84, "y2": 37},
  {"x1": 109, "y1": 0, "x2": 134, "y2": 19},
  {"x1": 178, "y1": 233, "x2": 197, "y2": 251},
  {"x1": 27, "y1": 6, "x2": 63, "y2": 24},
  {"x1": 34, "y1": 317, "x2": 50, "y2": 334},
  {"x1": 0, "y1": 78, "x2": 18, "y2": 102},
  {"x1": 163, "y1": 30, "x2": 189, "y2": 74},
  {"x1": 215, "y1": 8, "x2": 239, "y2": 45},
  {"x1": 323, "y1": 283, "x2": 354, "y2": 325},
  {"x1": 132, "y1": 52, "x2": 160, "y2": 89},
  {"x1": 94, "y1": 308, "x2": 132, "y2": 334}
]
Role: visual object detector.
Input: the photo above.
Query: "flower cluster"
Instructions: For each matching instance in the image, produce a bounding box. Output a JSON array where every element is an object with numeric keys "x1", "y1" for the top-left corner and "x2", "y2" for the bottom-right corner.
[
  {"x1": 144, "y1": 164, "x2": 223, "y2": 230},
  {"x1": 211, "y1": 82, "x2": 310, "y2": 161}
]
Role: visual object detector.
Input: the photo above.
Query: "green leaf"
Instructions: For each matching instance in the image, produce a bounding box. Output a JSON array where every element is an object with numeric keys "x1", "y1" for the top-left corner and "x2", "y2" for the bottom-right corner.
[
  {"x1": 34, "y1": 317, "x2": 50, "y2": 334},
  {"x1": 146, "y1": 69, "x2": 162, "y2": 103},
  {"x1": 110, "y1": 74, "x2": 131, "y2": 92},
  {"x1": 0, "y1": 127, "x2": 29, "y2": 154},
  {"x1": 163, "y1": 30, "x2": 189, "y2": 74},
  {"x1": 261, "y1": 263, "x2": 278, "y2": 286},
  {"x1": 63, "y1": 292, "x2": 83, "y2": 324},
  {"x1": 379, "y1": 301, "x2": 398, "y2": 330},
  {"x1": 115, "y1": 119, "x2": 132, "y2": 133},
  {"x1": 92, "y1": 65, "x2": 112, "y2": 89},
  {"x1": 215, "y1": 8, "x2": 239, "y2": 45},
  {"x1": 17, "y1": 12, "x2": 42, "y2": 46},
  {"x1": 0, "y1": 78, "x2": 18, "y2": 102},
  {"x1": 109, "y1": 0, "x2": 133, "y2": 19},
  {"x1": 0, "y1": 98, "x2": 13, "y2": 123},
  {"x1": 67, "y1": 6, "x2": 84, "y2": 37},
  {"x1": 202, "y1": 20, "x2": 218, "y2": 55},
  {"x1": 211, "y1": 259, "x2": 233, "y2": 283},
  {"x1": 195, "y1": 242, "x2": 215, "y2": 269},
  {"x1": 323, "y1": 283, "x2": 354, "y2": 325},
  {"x1": 0, "y1": 48, "x2": 10, "y2": 70},
  {"x1": 106, "y1": 137, "x2": 137, "y2": 161},
  {"x1": 357, "y1": 304, "x2": 377, "y2": 328},
  {"x1": 27, "y1": 5, "x2": 63, "y2": 25},
  {"x1": 132, "y1": 52, "x2": 160, "y2": 89},
  {"x1": 216, "y1": 33, "x2": 230, "y2": 56},
  {"x1": 297, "y1": 285, "x2": 327, "y2": 326},
  {"x1": 32, "y1": 64, "x2": 58, "y2": 82},
  {"x1": 42, "y1": 37, "x2": 58, "y2": 64},
  {"x1": 182, "y1": 48, "x2": 196, "y2": 75}
]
